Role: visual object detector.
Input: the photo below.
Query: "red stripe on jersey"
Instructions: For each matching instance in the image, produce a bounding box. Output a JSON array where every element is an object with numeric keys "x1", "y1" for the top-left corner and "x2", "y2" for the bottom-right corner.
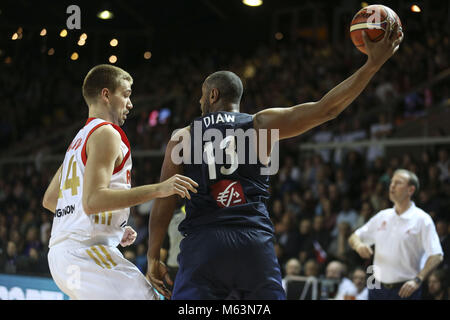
[
  {"x1": 80, "y1": 120, "x2": 131, "y2": 175},
  {"x1": 81, "y1": 122, "x2": 111, "y2": 166},
  {"x1": 85, "y1": 117, "x2": 97, "y2": 125}
]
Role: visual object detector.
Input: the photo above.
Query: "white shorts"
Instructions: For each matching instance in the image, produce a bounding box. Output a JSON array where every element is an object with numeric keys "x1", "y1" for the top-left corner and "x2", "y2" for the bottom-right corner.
[{"x1": 48, "y1": 241, "x2": 158, "y2": 300}]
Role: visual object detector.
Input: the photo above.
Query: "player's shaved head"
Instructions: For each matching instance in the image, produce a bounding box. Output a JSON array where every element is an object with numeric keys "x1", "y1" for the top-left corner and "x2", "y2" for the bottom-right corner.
[{"x1": 204, "y1": 71, "x2": 243, "y2": 105}]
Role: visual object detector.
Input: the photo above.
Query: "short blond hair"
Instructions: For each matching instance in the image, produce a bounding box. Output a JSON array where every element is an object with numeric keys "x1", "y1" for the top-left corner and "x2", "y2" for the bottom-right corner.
[{"x1": 82, "y1": 64, "x2": 133, "y2": 105}]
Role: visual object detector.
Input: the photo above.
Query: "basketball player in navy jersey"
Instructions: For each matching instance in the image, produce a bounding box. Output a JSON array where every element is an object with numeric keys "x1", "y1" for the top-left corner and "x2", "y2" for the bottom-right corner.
[{"x1": 146, "y1": 23, "x2": 403, "y2": 300}]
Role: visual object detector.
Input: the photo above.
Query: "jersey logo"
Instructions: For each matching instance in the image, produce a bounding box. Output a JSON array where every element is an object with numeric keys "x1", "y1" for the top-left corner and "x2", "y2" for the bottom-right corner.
[
  {"x1": 210, "y1": 180, "x2": 246, "y2": 208},
  {"x1": 377, "y1": 220, "x2": 387, "y2": 231},
  {"x1": 126, "y1": 170, "x2": 131, "y2": 185}
]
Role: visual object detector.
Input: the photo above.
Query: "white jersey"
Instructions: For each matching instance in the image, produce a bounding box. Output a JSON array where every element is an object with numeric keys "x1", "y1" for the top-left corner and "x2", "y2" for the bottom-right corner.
[{"x1": 49, "y1": 118, "x2": 132, "y2": 248}]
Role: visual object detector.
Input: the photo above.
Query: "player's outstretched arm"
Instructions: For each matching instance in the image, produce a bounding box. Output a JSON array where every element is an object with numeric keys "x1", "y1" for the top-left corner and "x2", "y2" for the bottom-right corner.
[
  {"x1": 82, "y1": 125, "x2": 197, "y2": 215},
  {"x1": 146, "y1": 128, "x2": 190, "y2": 299},
  {"x1": 42, "y1": 165, "x2": 63, "y2": 213},
  {"x1": 254, "y1": 21, "x2": 403, "y2": 142}
]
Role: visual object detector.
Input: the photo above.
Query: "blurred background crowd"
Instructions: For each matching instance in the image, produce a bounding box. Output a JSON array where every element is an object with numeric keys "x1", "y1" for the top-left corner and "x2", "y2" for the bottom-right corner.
[{"x1": 0, "y1": 0, "x2": 449, "y2": 299}]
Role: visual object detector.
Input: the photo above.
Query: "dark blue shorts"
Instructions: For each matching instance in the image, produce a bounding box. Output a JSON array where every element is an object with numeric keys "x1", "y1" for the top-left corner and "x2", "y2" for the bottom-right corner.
[{"x1": 172, "y1": 226, "x2": 286, "y2": 300}]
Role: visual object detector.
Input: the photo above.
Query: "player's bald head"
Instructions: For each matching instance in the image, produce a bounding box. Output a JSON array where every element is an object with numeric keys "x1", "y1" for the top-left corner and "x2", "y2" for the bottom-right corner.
[{"x1": 204, "y1": 71, "x2": 243, "y2": 105}]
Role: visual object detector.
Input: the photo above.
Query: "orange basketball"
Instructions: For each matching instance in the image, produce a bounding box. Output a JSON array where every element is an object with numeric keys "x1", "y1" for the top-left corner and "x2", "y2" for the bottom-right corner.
[{"x1": 350, "y1": 4, "x2": 402, "y2": 54}]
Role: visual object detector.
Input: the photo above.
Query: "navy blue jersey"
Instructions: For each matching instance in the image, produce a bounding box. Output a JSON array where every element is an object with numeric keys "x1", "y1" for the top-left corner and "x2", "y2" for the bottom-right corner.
[{"x1": 179, "y1": 111, "x2": 274, "y2": 234}]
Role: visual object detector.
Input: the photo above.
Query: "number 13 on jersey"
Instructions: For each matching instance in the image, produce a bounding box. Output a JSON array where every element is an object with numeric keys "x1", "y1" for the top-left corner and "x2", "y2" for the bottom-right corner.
[{"x1": 204, "y1": 136, "x2": 238, "y2": 180}]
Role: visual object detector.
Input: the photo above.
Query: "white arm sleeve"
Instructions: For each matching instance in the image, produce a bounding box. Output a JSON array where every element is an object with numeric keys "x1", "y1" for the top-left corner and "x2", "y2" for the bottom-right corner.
[
  {"x1": 354, "y1": 213, "x2": 380, "y2": 246},
  {"x1": 421, "y1": 215, "x2": 444, "y2": 257}
]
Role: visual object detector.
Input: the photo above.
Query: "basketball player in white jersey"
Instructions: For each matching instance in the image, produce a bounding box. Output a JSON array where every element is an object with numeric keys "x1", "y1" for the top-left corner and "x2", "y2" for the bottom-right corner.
[{"x1": 42, "y1": 64, "x2": 198, "y2": 300}]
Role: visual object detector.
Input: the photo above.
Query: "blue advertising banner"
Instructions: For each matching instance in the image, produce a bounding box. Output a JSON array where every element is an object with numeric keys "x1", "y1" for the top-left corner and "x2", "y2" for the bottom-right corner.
[{"x1": 0, "y1": 274, "x2": 69, "y2": 300}]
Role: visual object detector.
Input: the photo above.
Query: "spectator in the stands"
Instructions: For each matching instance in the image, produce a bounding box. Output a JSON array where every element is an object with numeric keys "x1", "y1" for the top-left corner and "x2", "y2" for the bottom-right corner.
[
  {"x1": 16, "y1": 247, "x2": 49, "y2": 275},
  {"x1": 332, "y1": 198, "x2": 359, "y2": 237},
  {"x1": 0, "y1": 241, "x2": 19, "y2": 274},
  {"x1": 325, "y1": 260, "x2": 357, "y2": 300},
  {"x1": 304, "y1": 259, "x2": 320, "y2": 278},
  {"x1": 328, "y1": 222, "x2": 354, "y2": 263},
  {"x1": 367, "y1": 113, "x2": 393, "y2": 163},
  {"x1": 351, "y1": 267, "x2": 369, "y2": 300},
  {"x1": 355, "y1": 201, "x2": 374, "y2": 230},
  {"x1": 311, "y1": 215, "x2": 331, "y2": 251},
  {"x1": 435, "y1": 218, "x2": 450, "y2": 270},
  {"x1": 424, "y1": 269, "x2": 449, "y2": 300},
  {"x1": 282, "y1": 258, "x2": 302, "y2": 292},
  {"x1": 437, "y1": 148, "x2": 449, "y2": 182}
]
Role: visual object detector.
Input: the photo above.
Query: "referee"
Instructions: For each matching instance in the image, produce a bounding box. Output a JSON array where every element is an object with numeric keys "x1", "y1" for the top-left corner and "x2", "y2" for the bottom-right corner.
[{"x1": 348, "y1": 169, "x2": 443, "y2": 300}]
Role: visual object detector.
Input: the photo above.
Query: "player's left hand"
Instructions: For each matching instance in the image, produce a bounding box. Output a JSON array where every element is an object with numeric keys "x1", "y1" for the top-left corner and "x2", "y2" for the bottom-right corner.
[
  {"x1": 146, "y1": 259, "x2": 173, "y2": 300},
  {"x1": 120, "y1": 226, "x2": 137, "y2": 247},
  {"x1": 398, "y1": 280, "x2": 420, "y2": 298}
]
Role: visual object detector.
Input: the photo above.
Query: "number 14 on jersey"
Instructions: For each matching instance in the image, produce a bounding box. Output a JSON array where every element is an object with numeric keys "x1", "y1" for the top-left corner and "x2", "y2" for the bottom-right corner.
[{"x1": 58, "y1": 155, "x2": 80, "y2": 198}]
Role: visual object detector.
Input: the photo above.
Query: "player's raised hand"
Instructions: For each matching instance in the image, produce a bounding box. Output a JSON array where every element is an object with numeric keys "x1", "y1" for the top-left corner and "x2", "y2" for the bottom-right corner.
[
  {"x1": 120, "y1": 226, "x2": 137, "y2": 247},
  {"x1": 363, "y1": 18, "x2": 404, "y2": 68},
  {"x1": 157, "y1": 174, "x2": 199, "y2": 199},
  {"x1": 146, "y1": 259, "x2": 173, "y2": 300}
]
